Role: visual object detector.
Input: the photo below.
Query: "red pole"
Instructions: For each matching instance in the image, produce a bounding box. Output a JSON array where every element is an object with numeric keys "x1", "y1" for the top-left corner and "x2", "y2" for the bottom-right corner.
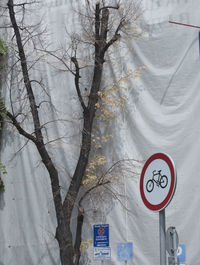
[{"x1": 169, "y1": 21, "x2": 200, "y2": 29}]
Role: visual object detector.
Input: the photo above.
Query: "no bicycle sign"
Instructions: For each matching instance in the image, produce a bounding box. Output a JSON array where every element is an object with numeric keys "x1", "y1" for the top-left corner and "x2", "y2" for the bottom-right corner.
[{"x1": 140, "y1": 153, "x2": 177, "y2": 211}]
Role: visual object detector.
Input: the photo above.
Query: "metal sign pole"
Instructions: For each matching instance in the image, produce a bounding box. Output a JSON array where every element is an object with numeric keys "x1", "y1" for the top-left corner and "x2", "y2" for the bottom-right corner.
[
  {"x1": 140, "y1": 153, "x2": 177, "y2": 265},
  {"x1": 159, "y1": 209, "x2": 166, "y2": 265}
]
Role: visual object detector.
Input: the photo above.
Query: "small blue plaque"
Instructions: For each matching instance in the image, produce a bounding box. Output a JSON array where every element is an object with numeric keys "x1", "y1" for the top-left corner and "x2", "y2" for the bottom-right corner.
[
  {"x1": 177, "y1": 244, "x2": 186, "y2": 263},
  {"x1": 117, "y1": 242, "x2": 133, "y2": 261}
]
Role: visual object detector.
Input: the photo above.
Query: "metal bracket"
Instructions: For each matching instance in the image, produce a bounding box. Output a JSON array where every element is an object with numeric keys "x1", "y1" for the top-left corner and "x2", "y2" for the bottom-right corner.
[{"x1": 166, "y1": 227, "x2": 180, "y2": 265}]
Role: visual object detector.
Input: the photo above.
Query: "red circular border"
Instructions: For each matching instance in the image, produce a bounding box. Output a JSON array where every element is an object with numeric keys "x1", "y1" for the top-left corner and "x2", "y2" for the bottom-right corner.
[{"x1": 140, "y1": 153, "x2": 176, "y2": 211}]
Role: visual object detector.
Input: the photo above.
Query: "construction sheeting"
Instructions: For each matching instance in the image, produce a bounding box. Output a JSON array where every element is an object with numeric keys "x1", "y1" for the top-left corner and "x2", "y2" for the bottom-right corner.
[{"x1": 0, "y1": 0, "x2": 200, "y2": 264}]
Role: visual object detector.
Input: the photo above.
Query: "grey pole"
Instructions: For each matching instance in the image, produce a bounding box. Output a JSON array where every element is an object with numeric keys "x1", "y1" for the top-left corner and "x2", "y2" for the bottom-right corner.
[{"x1": 159, "y1": 209, "x2": 166, "y2": 265}]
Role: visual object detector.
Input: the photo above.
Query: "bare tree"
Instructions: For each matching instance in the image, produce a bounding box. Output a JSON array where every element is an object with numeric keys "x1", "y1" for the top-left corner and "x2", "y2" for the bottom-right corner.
[{"x1": 1, "y1": 1, "x2": 142, "y2": 264}]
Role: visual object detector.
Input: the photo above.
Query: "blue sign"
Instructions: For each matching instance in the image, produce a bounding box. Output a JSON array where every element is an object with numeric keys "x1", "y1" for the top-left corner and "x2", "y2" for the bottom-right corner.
[
  {"x1": 169, "y1": 244, "x2": 186, "y2": 263},
  {"x1": 117, "y1": 242, "x2": 133, "y2": 261},
  {"x1": 93, "y1": 224, "x2": 109, "y2": 247},
  {"x1": 177, "y1": 244, "x2": 186, "y2": 263}
]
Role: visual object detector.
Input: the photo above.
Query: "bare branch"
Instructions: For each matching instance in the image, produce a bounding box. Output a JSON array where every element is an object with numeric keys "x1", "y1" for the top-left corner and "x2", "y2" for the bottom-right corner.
[
  {"x1": 95, "y1": 3, "x2": 100, "y2": 53},
  {"x1": 101, "y1": 17, "x2": 124, "y2": 53},
  {"x1": 79, "y1": 180, "x2": 110, "y2": 206},
  {"x1": 40, "y1": 49, "x2": 76, "y2": 76},
  {"x1": 8, "y1": 138, "x2": 30, "y2": 162},
  {"x1": 7, "y1": 0, "x2": 43, "y2": 143},
  {"x1": 99, "y1": 5, "x2": 119, "y2": 11},
  {"x1": 13, "y1": 2, "x2": 39, "y2": 7},
  {"x1": 101, "y1": 158, "x2": 142, "y2": 178},
  {"x1": 102, "y1": 185, "x2": 131, "y2": 212},
  {"x1": 6, "y1": 111, "x2": 37, "y2": 143},
  {"x1": 71, "y1": 57, "x2": 87, "y2": 111}
]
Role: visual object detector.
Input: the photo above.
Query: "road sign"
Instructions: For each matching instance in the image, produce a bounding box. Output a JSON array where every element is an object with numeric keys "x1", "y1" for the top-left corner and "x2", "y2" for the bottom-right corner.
[
  {"x1": 93, "y1": 224, "x2": 109, "y2": 247},
  {"x1": 93, "y1": 247, "x2": 111, "y2": 260},
  {"x1": 117, "y1": 242, "x2": 133, "y2": 261},
  {"x1": 166, "y1": 227, "x2": 179, "y2": 256},
  {"x1": 140, "y1": 153, "x2": 177, "y2": 211},
  {"x1": 177, "y1": 244, "x2": 186, "y2": 263}
]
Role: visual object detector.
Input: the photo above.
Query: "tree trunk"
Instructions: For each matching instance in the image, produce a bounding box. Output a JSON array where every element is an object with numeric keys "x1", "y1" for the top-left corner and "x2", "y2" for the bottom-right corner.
[
  {"x1": 74, "y1": 208, "x2": 84, "y2": 265},
  {"x1": 36, "y1": 143, "x2": 74, "y2": 265},
  {"x1": 7, "y1": 1, "x2": 123, "y2": 264},
  {"x1": 62, "y1": 62, "x2": 104, "y2": 226}
]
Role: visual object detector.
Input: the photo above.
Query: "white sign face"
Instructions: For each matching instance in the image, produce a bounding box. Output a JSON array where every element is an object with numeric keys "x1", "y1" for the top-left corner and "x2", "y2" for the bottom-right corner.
[
  {"x1": 93, "y1": 247, "x2": 111, "y2": 261},
  {"x1": 140, "y1": 153, "x2": 176, "y2": 211},
  {"x1": 143, "y1": 159, "x2": 171, "y2": 205}
]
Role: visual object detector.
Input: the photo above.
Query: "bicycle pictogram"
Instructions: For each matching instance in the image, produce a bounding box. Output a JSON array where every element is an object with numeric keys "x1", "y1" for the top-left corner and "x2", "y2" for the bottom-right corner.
[{"x1": 146, "y1": 170, "x2": 168, "y2": 192}]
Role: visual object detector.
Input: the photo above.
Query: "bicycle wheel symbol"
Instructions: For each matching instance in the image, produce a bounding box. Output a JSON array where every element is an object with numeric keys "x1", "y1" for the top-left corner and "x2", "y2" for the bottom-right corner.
[
  {"x1": 160, "y1": 175, "x2": 168, "y2": 188},
  {"x1": 146, "y1": 179, "x2": 154, "y2": 192}
]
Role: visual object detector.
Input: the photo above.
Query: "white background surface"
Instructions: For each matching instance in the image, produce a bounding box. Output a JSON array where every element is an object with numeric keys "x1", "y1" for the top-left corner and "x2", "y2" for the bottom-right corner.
[{"x1": 0, "y1": 0, "x2": 200, "y2": 264}]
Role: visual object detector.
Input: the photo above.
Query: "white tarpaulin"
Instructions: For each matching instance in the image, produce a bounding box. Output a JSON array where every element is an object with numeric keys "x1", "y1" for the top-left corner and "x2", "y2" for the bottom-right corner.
[{"x1": 0, "y1": 0, "x2": 200, "y2": 264}]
